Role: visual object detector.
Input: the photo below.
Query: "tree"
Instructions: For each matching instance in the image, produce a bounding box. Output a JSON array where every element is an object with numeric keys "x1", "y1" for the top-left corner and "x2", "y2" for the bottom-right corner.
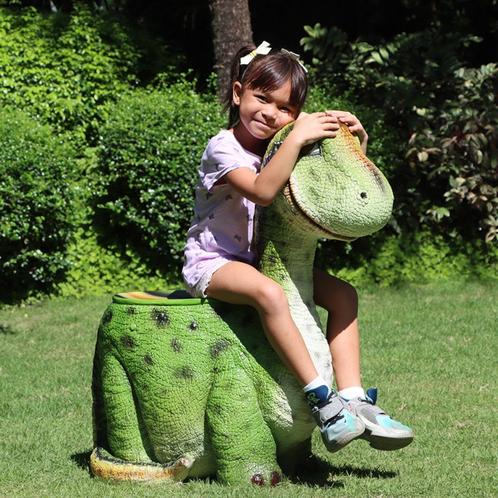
[{"x1": 209, "y1": 0, "x2": 253, "y2": 97}]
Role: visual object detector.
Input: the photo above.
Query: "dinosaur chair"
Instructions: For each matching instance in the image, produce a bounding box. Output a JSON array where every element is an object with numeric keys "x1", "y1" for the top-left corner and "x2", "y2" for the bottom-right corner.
[{"x1": 90, "y1": 123, "x2": 394, "y2": 486}]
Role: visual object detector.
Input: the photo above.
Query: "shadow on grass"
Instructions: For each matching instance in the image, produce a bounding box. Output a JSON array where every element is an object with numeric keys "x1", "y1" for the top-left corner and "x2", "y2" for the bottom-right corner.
[
  {"x1": 71, "y1": 450, "x2": 92, "y2": 476},
  {"x1": 70, "y1": 449, "x2": 395, "y2": 488},
  {"x1": 0, "y1": 324, "x2": 16, "y2": 335},
  {"x1": 291, "y1": 455, "x2": 397, "y2": 487}
]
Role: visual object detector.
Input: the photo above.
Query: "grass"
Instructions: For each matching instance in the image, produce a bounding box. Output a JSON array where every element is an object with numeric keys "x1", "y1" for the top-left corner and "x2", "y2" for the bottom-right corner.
[{"x1": 0, "y1": 280, "x2": 497, "y2": 497}]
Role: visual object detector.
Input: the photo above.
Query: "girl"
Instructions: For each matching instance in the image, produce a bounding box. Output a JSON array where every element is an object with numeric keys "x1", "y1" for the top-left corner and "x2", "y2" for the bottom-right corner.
[{"x1": 182, "y1": 42, "x2": 413, "y2": 452}]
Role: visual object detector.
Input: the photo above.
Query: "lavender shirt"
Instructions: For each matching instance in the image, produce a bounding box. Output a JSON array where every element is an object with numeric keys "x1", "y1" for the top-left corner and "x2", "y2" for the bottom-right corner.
[{"x1": 182, "y1": 130, "x2": 262, "y2": 295}]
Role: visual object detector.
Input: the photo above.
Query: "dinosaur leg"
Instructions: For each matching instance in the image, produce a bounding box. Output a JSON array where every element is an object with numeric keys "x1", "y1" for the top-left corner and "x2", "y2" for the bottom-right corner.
[
  {"x1": 206, "y1": 363, "x2": 282, "y2": 486},
  {"x1": 91, "y1": 353, "x2": 192, "y2": 481}
]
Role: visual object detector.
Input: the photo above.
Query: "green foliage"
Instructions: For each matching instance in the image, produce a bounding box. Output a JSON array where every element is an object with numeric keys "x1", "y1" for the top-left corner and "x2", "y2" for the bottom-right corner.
[
  {"x1": 0, "y1": 107, "x2": 76, "y2": 301},
  {"x1": 56, "y1": 227, "x2": 167, "y2": 297},
  {"x1": 301, "y1": 24, "x2": 498, "y2": 243},
  {"x1": 407, "y1": 64, "x2": 498, "y2": 242},
  {"x1": 0, "y1": 4, "x2": 140, "y2": 146},
  {"x1": 319, "y1": 231, "x2": 498, "y2": 288},
  {"x1": 94, "y1": 81, "x2": 225, "y2": 274}
]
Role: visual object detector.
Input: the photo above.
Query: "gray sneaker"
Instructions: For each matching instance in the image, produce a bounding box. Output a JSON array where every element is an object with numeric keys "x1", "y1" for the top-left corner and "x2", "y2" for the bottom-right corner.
[
  {"x1": 344, "y1": 388, "x2": 414, "y2": 451},
  {"x1": 309, "y1": 391, "x2": 365, "y2": 453}
]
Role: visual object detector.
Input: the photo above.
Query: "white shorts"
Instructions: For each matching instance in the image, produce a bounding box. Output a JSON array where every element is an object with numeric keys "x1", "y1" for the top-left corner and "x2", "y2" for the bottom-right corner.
[{"x1": 182, "y1": 255, "x2": 234, "y2": 298}]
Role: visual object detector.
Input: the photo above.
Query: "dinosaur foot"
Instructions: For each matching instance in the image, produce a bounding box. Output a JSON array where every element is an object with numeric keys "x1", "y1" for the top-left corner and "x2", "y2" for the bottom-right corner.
[
  {"x1": 89, "y1": 447, "x2": 193, "y2": 482},
  {"x1": 251, "y1": 471, "x2": 282, "y2": 487}
]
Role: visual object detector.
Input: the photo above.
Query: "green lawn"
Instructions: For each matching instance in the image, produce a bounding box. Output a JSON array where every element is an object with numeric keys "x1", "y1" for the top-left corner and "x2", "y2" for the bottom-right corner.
[{"x1": 1, "y1": 281, "x2": 497, "y2": 497}]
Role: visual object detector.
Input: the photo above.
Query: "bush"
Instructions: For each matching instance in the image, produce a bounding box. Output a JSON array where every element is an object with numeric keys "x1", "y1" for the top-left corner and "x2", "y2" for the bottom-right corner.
[
  {"x1": 406, "y1": 64, "x2": 498, "y2": 242},
  {"x1": 94, "y1": 81, "x2": 225, "y2": 274},
  {"x1": 301, "y1": 24, "x2": 498, "y2": 243},
  {"x1": 319, "y1": 231, "x2": 498, "y2": 288},
  {"x1": 0, "y1": 107, "x2": 76, "y2": 301},
  {"x1": 55, "y1": 227, "x2": 168, "y2": 297},
  {"x1": 0, "y1": 5, "x2": 140, "y2": 146}
]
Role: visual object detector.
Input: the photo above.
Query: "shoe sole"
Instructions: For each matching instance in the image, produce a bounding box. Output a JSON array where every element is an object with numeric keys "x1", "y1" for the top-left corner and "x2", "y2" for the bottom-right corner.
[{"x1": 360, "y1": 421, "x2": 414, "y2": 451}]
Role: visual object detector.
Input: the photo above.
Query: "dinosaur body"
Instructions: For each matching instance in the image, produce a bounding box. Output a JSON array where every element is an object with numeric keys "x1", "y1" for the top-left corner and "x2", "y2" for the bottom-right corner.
[{"x1": 91, "y1": 123, "x2": 394, "y2": 485}]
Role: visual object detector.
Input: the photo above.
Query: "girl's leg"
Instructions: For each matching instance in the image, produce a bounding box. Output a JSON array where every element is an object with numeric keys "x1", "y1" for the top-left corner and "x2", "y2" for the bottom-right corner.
[
  {"x1": 313, "y1": 268, "x2": 414, "y2": 450},
  {"x1": 207, "y1": 261, "x2": 318, "y2": 386},
  {"x1": 208, "y1": 262, "x2": 365, "y2": 452},
  {"x1": 313, "y1": 268, "x2": 361, "y2": 390}
]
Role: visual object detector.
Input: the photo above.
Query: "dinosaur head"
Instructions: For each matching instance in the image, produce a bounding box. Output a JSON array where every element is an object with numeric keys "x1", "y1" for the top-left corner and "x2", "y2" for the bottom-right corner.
[{"x1": 262, "y1": 122, "x2": 394, "y2": 241}]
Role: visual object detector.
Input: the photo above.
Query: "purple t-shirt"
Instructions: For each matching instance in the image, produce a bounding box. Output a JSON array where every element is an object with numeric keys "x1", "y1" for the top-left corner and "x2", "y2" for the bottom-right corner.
[{"x1": 182, "y1": 130, "x2": 262, "y2": 290}]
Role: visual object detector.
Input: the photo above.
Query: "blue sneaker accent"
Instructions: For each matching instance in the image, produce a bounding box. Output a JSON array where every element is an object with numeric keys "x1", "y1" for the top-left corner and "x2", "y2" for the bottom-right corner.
[
  {"x1": 310, "y1": 391, "x2": 365, "y2": 453},
  {"x1": 305, "y1": 384, "x2": 331, "y2": 406},
  {"x1": 345, "y1": 387, "x2": 414, "y2": 451},
  {"x1": 366, "y1": 387, "x2": 378, "y2": 404},
  {"x1": 376, "y1": 415, "x2": 412, "y2": 432}
]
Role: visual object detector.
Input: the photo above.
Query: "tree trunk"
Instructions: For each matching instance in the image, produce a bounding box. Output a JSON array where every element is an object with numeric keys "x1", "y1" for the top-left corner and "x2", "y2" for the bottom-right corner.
[{"x1": 209, "y1": 0, "x2": 253, "y2": 99}]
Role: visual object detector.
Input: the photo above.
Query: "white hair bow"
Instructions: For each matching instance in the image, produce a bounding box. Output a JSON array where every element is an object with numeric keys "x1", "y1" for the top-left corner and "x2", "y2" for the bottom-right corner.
[
  {"x1": 240, "y1": 41, "x2": 272, "y2": 66},
  {"x1": 280, "y1": 48, "x2": 308, "y2": 73}
]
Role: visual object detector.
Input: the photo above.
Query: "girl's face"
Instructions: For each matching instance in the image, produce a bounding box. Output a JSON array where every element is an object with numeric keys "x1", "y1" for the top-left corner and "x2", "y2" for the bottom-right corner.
[{"x1": 232, "y1": 79, "x2": 298, "y2": 141}]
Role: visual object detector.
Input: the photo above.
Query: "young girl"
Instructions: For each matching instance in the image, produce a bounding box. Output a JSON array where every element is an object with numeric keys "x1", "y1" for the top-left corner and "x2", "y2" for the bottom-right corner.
[{"x1": 182, "y1": 42, "x2": 413, "y2": 452}]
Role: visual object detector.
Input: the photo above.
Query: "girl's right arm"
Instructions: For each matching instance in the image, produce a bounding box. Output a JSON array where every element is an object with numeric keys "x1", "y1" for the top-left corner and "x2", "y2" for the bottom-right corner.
[{"x1": 225, "y1": 112, "x2": 338, "y2": 206}]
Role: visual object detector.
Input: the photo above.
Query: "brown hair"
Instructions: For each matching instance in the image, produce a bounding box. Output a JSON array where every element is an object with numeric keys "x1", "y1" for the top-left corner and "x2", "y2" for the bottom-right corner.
[{"x1": 222, "y1": 45, "x2": 309, "y2": 128}]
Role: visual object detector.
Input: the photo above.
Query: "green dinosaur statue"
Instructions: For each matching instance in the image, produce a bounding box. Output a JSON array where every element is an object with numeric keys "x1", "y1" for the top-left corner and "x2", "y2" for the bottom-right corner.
[{"x1": 90, "y1": 123, "x2": 394, "y2": 486}]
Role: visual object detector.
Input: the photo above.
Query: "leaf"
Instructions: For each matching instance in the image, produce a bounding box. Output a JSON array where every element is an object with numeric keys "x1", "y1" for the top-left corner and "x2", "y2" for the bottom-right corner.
[
  {"x1": 370, "y1": 51, "x2": 384, "y2": 65},
  {"x1": 417, "y1": 151, "x2": 429, "y2": 162}
]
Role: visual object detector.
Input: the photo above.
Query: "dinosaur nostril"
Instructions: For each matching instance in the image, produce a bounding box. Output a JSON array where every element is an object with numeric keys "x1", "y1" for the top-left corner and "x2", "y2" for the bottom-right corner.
[{"x1": 360, "y1": 192, "x2": 368, "y2": 199}]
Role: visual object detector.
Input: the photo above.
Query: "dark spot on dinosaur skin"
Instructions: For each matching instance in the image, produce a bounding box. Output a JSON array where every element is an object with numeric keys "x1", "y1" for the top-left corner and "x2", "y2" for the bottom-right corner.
[
  {"x1": 267, "y1": 254, "x2": 278, "y2": 265},
  {"x1": 210, "y1": 339, "x2": 230, "y2": 359},
  {"x1": 171, "y1": 338, "x2": 182, "y2": 353},
  {"x1": 251, "y1": 473, "x2": 264, "y2": 486},
  {"x1": 271, "y1": 471, "x2": 281, "y2": 486},
  {"x1": 102, "y1": 309, "x2": 112, "y2": 325},
  {"x1": 175, "y1": 366, "x2": 194, "y2": 380},
  {"x1": 121, "y1": 335, "x2": 135, "y2": 349},
  {"x1": 126, "y1": 306, "x2": 136, "y2": 315},
  {"x1": 143, "y1": 354, "x2": 154, "y2": 365},
  {"x1": 189, "y1": 321, "x2": 198, "y2": 331},
  {"x1": 151, "y1": 308, "x2": 169, "y2": 327}
]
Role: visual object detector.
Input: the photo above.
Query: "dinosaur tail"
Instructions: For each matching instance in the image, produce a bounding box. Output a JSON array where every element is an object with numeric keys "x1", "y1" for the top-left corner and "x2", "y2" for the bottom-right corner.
[{"x1": 89, "y1": 447, "x2": 193, "y2": 482}]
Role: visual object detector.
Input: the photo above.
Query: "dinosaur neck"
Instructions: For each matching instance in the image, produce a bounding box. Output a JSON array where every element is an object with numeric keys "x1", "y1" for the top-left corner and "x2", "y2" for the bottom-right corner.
[
  {"x1": 256, "y1": 196, "x2": 317, "y2": 309},
  {"x1": 254, "y1": 193, "x2": 333, "y2": 389}
]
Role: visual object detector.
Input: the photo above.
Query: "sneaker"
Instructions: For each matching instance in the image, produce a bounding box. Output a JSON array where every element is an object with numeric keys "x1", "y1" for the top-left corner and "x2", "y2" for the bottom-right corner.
[
  {"x1": 309, "y1": 391, "x2": 365, "y2": 453},
  {"x1": 344, "y1": 388, "x2": 414, "y2": 451}
]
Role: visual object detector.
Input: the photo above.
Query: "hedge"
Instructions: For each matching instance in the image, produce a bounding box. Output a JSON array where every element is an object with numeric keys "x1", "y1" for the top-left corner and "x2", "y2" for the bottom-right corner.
[{"x1": 0, "y1": 107, "x2": 76, "y2": 301}]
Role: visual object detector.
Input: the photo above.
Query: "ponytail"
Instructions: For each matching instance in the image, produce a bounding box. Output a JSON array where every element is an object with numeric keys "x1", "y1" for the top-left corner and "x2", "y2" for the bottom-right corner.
[{"x1": 222, "y1": 45, "x2": 256, "y2": 128}]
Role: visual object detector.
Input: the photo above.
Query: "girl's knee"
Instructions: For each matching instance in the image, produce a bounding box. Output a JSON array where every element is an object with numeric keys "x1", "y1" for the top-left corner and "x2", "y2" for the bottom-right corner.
[
  {"x1": 254, "y1": 281, "x2": 288, "y2": 313},
  {"x1": 322, "y1": 279, "x2": 358, "y2": 313},
  {"x1": 341, "y1": 281, "x2": 358, "y2": 307}
]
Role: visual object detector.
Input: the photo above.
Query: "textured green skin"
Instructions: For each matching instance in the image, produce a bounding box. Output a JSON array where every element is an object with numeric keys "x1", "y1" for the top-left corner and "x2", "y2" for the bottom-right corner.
[{"x1": 92, "y1": 123, "x2": 394, "y2": 485}]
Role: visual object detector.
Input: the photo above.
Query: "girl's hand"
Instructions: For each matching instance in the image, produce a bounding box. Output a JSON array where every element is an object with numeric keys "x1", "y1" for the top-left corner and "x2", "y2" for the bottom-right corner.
[
  {"x1": 324, "y1": 110, "x2": 368, "y2": 153},
  {"x1": 288, "y1": 111, "x2": 340, "y2": 147}
]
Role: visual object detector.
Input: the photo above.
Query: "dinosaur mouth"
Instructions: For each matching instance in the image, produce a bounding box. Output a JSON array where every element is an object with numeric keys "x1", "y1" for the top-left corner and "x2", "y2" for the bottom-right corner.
[{"x1": 286, "y1": 178, "x2": 357, "y2": 242}]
